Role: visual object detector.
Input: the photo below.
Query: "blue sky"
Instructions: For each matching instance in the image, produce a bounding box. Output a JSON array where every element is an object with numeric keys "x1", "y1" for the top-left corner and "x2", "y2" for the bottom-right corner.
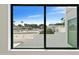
[
  {"x1": 13, "y1": 6, "x2": 44, "y2": 25},
  {"x1": 13, "y1": 6, "x2": 65, "y2": 25},
  {"x1": 46, "y1": 7, "x2": 65, "y2": 25}
]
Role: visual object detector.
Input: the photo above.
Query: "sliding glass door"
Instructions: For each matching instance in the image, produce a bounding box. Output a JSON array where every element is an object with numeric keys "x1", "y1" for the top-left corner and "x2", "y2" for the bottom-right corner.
[
  {"x1": 11, "y1": 4, "x2": 78, "y2": 49},
  {"x1": 46, "y1": 6, "x2": 67, "y2": 48},
  {"x1": 13, "y1": 5, "x2": 44, "y2": 48},
  {"x1": 46, "y1": 6, "x2": 77, "y2": 48}
]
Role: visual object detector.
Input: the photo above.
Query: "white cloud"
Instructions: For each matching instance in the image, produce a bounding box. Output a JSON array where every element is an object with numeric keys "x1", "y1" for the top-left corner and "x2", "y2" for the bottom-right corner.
[
  {"x1": 47, "y1": 11, "x2": 64, "y2": 16},
  {"x1": 14, "y1": 14, "x2": 44, "y2": 25},
  {"x1": 27, "y1": 15, "x2": 42, "y2": 18},
  {"x1": 54, "y1": 7, "x2": 66, "y2": 10},
  {"x1": 14, "y1": 17, "x2": 44, "y2": 25},
  {"x1": 47, "y1": 7, "x2": 65, "y2": 16},
  {"x1": 46, "y1": 19, "x2": 63, "y2": 25}
]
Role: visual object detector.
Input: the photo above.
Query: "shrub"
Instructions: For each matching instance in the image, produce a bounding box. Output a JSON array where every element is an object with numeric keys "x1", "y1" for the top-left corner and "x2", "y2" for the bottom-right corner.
[
  {"x1": 40, "y1": 28, "x2": 55, "y2": 34},
  {"x1": 46, "y1": 28, "x2": 55, "y2": 34},
  {"x1": 28, "y1": 27, "x2": 33, "y2": 30}
]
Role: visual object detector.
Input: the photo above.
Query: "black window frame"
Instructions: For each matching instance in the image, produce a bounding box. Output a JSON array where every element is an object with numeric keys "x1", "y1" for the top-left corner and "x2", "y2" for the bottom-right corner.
[{"x1": 11, "y1": 4, "x2": 79, "y2": 50}]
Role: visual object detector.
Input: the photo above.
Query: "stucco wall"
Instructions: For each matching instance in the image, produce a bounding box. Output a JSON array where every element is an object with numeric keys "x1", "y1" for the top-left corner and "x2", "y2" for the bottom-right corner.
[{"x1": 65, "y1": 7, "x2": 77, "y2": 47}]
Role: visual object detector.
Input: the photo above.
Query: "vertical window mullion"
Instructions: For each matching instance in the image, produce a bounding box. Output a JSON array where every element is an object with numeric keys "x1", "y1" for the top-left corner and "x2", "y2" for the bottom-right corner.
[{"x1": 44, "y1": 5, "x2": 46, "y2": 49}]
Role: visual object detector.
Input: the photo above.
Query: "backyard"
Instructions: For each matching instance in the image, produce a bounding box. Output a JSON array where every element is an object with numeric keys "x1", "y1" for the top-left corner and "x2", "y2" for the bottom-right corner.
[{"x1": 13, "y1": 31, "x2": 72, "y2": 48}]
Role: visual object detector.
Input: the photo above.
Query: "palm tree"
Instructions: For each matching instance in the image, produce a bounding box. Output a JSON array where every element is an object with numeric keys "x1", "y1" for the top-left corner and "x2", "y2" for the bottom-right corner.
[
  {"x1": 20, "y1": 21, "x2": 24, "y2": 31},
  {"x1": 60, "y1": 17, "x2": 65, "y2": 25},
  {"x1": 13, "y1": 21, "x2": 15, "y2": 26},
  {"x1": 21, "y1": 21, "x2": 23, "y2": 24},
  {"x1": 13, "y1": 21, "x2": 15, "y2": 23},
  {"x1": 21, "y1": 21, "x2": 24, "y2": 27},
  {"x1": 61, "y1": 17, "x2": 64, "y2": 20}
]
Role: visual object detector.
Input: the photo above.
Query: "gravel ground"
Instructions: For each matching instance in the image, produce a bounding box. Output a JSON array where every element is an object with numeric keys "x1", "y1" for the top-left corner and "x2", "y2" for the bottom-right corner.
[
  {"x1": 14, "y1": 34, "x2": 44, "y2": 48},
  {"x1": 46, "y1": 32, "x2": 67, "y2": 47},
  {"x1": 14, "y1": 32, "x2": 72, "y2": 48}
]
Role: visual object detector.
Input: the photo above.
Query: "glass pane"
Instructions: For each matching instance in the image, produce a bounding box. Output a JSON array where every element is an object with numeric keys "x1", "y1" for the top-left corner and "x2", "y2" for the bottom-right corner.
[
  {"x1": 46, "y1": 6, "x2": 77, "y2": 48},
  {"x1": 13, "y1": 6, "x2": 44, "y2": 48},
  {"x1": 68, "y1": 18, "x2": 77, "y2": 48}
]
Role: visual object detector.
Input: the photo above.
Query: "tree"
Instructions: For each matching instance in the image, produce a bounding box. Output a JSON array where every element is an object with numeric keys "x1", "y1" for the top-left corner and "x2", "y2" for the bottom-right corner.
[
  {"x1": 24, "y1": 24, "x2": 28, "y2": 27},
  {"x1": 28, "y1": 27, "x2": 32, "y2": 30},
  {"x1": 40, "y1": 28, "x2": 55, "y2": 34},
  {"x1": 17, "y1": 24, "x2": 23, "y2": 31},
  {"x1": 39, "y1": 24, "x2": 44, "y2": 29},
  {"x1": 13, "y1": 24, "x2": 16, "y2": 27},
  {"x1": 18, "y1": 24, "x2": 23, "y2": 27},
  {"x1": 61, "y1": 17, "x2": 64, "y2": 20},
  {"x1": 13, "y1": 21, "x2": 16, "y2": 26},
  {"x1": 46, "y1": 28, "x2": 55, "y2": 34},
  {"x1": 30, "y1": 24, "x2": 38, "y2": 28},
  {"x1": 20, "y1": 21, "x2": 24, "y2": 26},
  {"x1": 60, "y1": 17, "x2": 65, "y2": 25},
  {"x1": 21, "y1": 21, "x2": 23, "y2": 23}
]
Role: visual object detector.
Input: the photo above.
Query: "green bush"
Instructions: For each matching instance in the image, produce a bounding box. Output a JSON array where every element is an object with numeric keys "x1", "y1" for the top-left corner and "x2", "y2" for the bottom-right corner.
[
  {"x1": 46, "y1": 28, "x2": 55, "y2": 34},
  {"x1": 28, "y1": 27, "x2": 33, "y2": 30},
  {"x1": 40, "y1": 28, "x2": 55, "y2": 34}
]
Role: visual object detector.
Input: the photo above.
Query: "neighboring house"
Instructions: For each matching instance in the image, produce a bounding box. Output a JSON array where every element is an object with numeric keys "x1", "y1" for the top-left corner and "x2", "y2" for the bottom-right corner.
[
  {"x1": 65, "y1": 7, "x2": 77, "y2": 47},
  {"x1": 54, "y1": 24, "x2": 65, "y2": 32},
  {"x1": 48, "y1": 24, "x2": 55, "y2": 31}
]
